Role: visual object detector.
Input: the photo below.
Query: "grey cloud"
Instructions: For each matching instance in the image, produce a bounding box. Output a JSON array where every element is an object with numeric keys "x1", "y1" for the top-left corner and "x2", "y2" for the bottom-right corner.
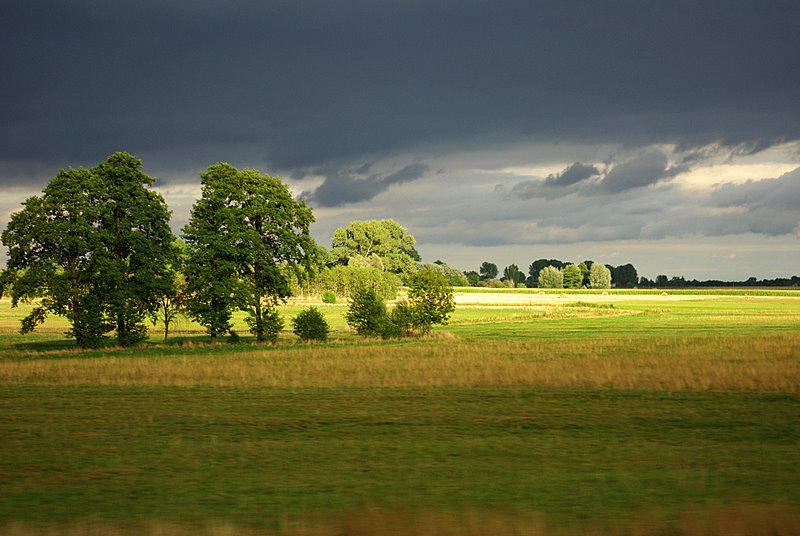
[
  {"x1": 711, "y1": 167, "x2": 800, "y2": 211},
  {"x1": 510, "y1": 153, "x2": 687, "y2": 200},
  {"x1": 593, "y1": 152, "x2": 687, "y2": 194},
  {"x1": 704, "y1": 167, "x2": 800, "y2": 236},
  {"x1": 510, "y1": 161, "x2": 599, "y2": 200},
  {"x1": 545, "y1": 162, "x2": 600, "y2": 187},
  {"x1": 305, "y1": 163, "x2": 428, "y2": 207}
]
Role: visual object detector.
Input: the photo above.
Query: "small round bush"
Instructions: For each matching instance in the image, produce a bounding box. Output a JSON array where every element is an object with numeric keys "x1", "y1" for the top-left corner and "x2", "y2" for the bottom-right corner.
[
  {"x1": 322, "y1": 291, "x2": 337, "y2": 304},
  {"x1": 292, "y1": 307, "x2": 330, "y2": 342}
]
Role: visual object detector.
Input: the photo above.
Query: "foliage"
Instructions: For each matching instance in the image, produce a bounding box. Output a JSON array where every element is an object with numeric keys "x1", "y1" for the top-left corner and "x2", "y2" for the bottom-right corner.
[
  {"x1": 538, "y1": 265, "x2": 564, "y2": 288},
  {"x1": 407, "y1": 269, "x2": 455, "y2": 335},
  {"x1": 244, "y1": 303, "x2": 284, "y2": 343},
  {"x1": 589, "y1": 263, "x2": 612, "y2": 289},
  {"x1": 317, "y1": 265, "x2": 399, "y2": 301},
  {"x1": 390, "y1": 299, "x2": 415, "y2": 337},
  {"x1": 528, "y1": 259, "x2": 565, "y2": 287},
  {"x1": 322, "y1": 291, "x2": 337, "y2": 304},
  {"x1": 0, "y1": 152, "x2": 175, "y2": 348},
  {"x1": 347, "y1": 253, "x2": 385, "y2": 270},
  {"x1": 292, "y1": 306, "x2": 330, "y2": 342},
  {"x1": 150, "y1": 239, "x2": 188, "y2": 341},
  {"x1": 479, "y1": 261, "x2": 498, "y2": 280},
  {"x1": 464, "y1": 270, "x2": 481, "y2": 286},
  {"x1": 417, "y1": 261, "x2": 469, "y2": 286},
  {"x1": 345, "y1": 285, "x2": 389, "y2": 337},
  {"x1": 182, "y1": 163, "x2": 315, "y2": 342},
  {"x1": 578, "y1": 261, "x2": 591, "y2": 287},
  {"x1": 503, "y1": 264, "x2": 526, "y2": 286},
  {"x1": 330, "y1": 219, "x2": 419, "y2": 279},
  {"x1": 563, "y1": 264, "x2": 583, "y2": 289},
  {"x1": 611, "y1": 263, "x2": 638, "y2": 288}
]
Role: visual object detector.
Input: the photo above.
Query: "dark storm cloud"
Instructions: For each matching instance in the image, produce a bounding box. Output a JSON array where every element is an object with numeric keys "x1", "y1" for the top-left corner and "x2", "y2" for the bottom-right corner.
[
  {"x1": 3, "y1": 0, "x2": 800, "y2": 193},
  {"x1": 304, "y1": 163, "x2": 428, "y2": 207}
]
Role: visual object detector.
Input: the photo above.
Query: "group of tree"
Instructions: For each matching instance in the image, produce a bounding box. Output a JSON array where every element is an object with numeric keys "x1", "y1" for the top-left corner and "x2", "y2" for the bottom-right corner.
[
  {"x1": 345, "y1": 269, "x2": 455, "y2": 339},
  {"x1": 466, "y1": 259, "x2": 620, "y2": 289},
  {"x1": 0, "y1": 153, "x2": 457, "y2": 348},
  {"x1": 0, "y1": 153, "x2": 320, "y2": 347},
  {"x1": 637, "y1": 275, "x2": 800, "y2": 288}
]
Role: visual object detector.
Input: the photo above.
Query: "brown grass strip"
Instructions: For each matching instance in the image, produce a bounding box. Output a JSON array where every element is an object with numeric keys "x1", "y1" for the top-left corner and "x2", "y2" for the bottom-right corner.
[{"x1": 1, "y1": 333, "x2": 798, "y2": 391}]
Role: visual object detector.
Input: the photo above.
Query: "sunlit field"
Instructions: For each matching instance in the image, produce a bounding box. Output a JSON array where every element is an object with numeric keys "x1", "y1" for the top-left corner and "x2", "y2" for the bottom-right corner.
[{"x1": 1, "y1": 290, "x2": 799, "y2": 535}]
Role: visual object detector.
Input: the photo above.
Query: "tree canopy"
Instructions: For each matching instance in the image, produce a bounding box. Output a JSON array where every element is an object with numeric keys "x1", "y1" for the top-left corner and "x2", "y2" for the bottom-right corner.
[
  {"x1": 563, "y1": 264, "x2": 583, "y2": 289},
  {"x1": 330, "y1": 219, "x2": 419, "y2": 279},
  {"x1": 589, "y1": 263, "x2": 612, "y2": 289},
  {"x1": 407, "y1": 269, "x2": 455, "y2": 334},
  {"x1": 538, "y1": 265, "x2": 564, "y2": 289},
  {"x1": 0, "y1": 152, "x2": 176, "y2": 347},
  {"x1": 182, "y1": 163, "x2": 316, "y2": 342},
  {"x1": 479, "y1": 261, "x2": 498, "y2": 280}
]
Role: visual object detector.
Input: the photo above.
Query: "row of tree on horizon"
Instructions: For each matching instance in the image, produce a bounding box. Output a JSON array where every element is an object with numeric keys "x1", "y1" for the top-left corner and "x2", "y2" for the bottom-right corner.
[{"x1": 462, "y1": 259, "x2": 800, "y2": 289}]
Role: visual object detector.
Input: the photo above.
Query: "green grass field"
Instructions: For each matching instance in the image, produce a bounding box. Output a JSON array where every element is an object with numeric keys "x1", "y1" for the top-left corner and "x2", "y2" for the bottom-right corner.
[{"x1": 1, "y1": 291, "x2": 799, "y2": 535}]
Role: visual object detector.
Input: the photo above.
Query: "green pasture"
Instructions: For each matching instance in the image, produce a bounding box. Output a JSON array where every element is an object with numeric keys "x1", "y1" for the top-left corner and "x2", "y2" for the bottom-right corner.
[
  {"x1": 2, "y1": 291, "x2": 800, "y2": 350},
  {"x1": 1, "y1": 387, "x2": 798, "y2": 533},
  {"x1": 1, "y1": 292, "x2": 799, "y2": 534}
]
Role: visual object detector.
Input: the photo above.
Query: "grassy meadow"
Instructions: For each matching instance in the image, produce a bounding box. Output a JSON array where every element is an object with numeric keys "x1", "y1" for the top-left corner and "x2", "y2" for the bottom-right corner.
[{"x1": 1, "y1": 290, "x2": 799, "y2": 535}]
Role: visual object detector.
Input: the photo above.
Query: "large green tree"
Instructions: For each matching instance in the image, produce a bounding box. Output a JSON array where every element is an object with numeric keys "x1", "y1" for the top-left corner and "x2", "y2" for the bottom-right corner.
[
  {"x1": 330, "y1": 219, "x2": 419, "y2": 278},
  {"x1": 0, "y1": 152, "x2": 176, "y2": 347},
  {"x1": 182, "y1": 163, "x2": 316, "y2": 342}
]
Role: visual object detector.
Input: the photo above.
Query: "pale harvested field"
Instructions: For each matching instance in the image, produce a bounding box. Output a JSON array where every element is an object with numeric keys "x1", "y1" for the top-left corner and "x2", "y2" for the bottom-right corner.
[{"x1": 453, "y1": 290, "x2": 708, "y2": 306}]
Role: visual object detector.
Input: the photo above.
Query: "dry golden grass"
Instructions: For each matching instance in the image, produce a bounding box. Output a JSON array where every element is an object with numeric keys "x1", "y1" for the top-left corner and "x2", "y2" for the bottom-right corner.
[
  {"x1": 2, "y1": 333, "x2": 798, "y2": 391},
  {"x1": 1, "y1": 503, "x2": 798, "y2": 536}
]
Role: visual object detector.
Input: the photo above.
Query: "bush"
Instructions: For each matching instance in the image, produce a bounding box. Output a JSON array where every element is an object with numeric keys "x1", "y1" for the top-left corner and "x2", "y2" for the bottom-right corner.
[
  {"x1": 245, "y1": 305, "x2": 284, "y2": 343},
  {"x1": 292, "y1": 307, "x2": 330, "y2": 342},
  {"x1": 345, "y1": 285, "x2": 388, "y2": 337},
  {"x1": 322, "y1": 291, "x2": 336, "y2": 304},
  {"x1": 390, "y1": 299, "x2": 415, "y2": 337}
]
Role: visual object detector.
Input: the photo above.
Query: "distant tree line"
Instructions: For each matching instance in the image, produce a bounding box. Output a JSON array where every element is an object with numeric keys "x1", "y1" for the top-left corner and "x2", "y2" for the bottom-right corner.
[
  {"x1": 465, "y1": 259, "x2": 800, "y2": 290},
  {"x1": 463, "y1": 259, "x2": 625, "y2": 289},
  {"x1": 637, "y1": 275, "x2": 800, "y2": 288}
]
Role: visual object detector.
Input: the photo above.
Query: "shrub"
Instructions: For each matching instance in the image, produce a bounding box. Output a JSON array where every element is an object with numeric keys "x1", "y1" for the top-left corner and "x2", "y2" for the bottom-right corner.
[
  {"x1": 390, "y1": 299, "x2": 415, "y2": 337},
  {"x1": 245, "y1": 305, "x2": 284, "y2": 344},
  {"x1": 345, "y1": 285, "x2": 388, "y2": 337},
  {"x1": 322, "y1": 291, "x2": 337, "y2": 304},
  {"x1": 292, "y1": 307, "x2": 330, "y2": 342}
]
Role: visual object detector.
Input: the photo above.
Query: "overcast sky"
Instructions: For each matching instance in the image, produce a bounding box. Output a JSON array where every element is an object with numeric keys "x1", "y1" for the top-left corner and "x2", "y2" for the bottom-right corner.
[{"x1": 2, "y1": 0, "x2": 799, "y2": 280}]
